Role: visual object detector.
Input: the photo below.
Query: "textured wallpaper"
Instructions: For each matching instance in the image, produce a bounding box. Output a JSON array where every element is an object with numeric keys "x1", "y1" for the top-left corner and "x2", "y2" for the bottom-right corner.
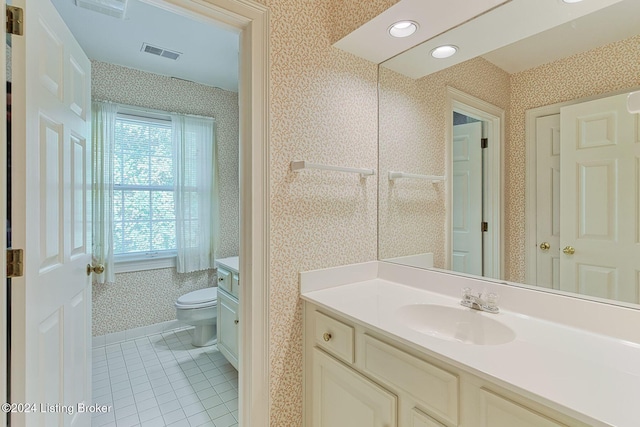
[
  {"x1": 92, "y1": 269, "x2": 215, "y2": 336},
  {"x1": 379, "y1": 57, "x2": 511, "y2": 268},
  {"x1": 90, "y1": 61, "x2": 239, "y2": 336},
  {"x1": 258, "y1": 0, "x2": 396, "y2": 424},
  {"x1": 328, "y1": 0, "x2": 399, "y2": 45}
]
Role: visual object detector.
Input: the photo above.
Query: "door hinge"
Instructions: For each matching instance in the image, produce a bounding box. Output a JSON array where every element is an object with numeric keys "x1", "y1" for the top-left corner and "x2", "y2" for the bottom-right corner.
[
  {"x1": 7, "y1": 249, "x2": 24, "y2": 278},
  {"x1": 481, "y1": 138, "x2": 488, "y2": 149},
  {"x1": 481, "y1": 222, "x2": 488, "y2": 232},
  {"x1": 6, "y1": 5, "x2": 23, "y2": 36}
]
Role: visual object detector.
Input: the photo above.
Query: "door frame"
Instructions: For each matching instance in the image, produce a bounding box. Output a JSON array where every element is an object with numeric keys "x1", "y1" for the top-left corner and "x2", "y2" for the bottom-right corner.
[
  {"x1": 524, "y1": 86, "x2": 639, "y2": 286},
  {"x1": 445, "y1": 87, "x2": 504, "y2": 279},
  {"x1": 1, "y1": 0, "x2": 271, "y2": 425},
  {"x1": 144, "y1": 2, "x2": 271, "y2": 425},
  {"x1": 1, "y1": 0, "x2": 7, "y2": 424}
]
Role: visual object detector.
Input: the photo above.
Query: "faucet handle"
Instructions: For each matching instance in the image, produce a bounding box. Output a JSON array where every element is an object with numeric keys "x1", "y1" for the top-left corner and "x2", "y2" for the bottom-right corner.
[{"x1": 484, "y1": 292, "x2": 500, "y2": 311}]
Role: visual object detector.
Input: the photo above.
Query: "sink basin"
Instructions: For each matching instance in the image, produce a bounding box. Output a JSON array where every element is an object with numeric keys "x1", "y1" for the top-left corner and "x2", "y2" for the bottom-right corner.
[{"x1": 396, "y1": 304, "x2": 516, "y2": 345}]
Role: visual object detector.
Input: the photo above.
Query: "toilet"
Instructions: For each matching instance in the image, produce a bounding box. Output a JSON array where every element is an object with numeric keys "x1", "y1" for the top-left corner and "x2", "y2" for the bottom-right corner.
[{"x1": 175, "y1": 287, "x2": 218, "y2": 347}]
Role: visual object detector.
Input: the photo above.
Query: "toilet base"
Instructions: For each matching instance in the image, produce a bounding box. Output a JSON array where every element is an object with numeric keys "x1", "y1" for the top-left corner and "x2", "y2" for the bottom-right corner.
[{"x1": 191, "y1": 324, "x2": 217, "y2": 347}]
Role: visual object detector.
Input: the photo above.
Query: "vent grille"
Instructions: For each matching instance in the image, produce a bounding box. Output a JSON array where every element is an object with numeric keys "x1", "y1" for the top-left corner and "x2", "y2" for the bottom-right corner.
[
  {"x1": 75, "y1": 0, "x2": 128, "y2": 19},
  {"x1": 141, "y1": 43, "x2": 182, "y2": 61}
]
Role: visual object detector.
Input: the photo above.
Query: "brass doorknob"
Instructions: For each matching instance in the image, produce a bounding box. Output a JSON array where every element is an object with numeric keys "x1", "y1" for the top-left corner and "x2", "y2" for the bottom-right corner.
[
  {"x1": 87, "y1": 263, "x2": 105, "y2": 276},
  {"x1": 563, "y1": 246, "x2": 575, "y2": 255},
  {"x1": 539, "y1": 242, "x2": 550, "y2": 251},
  {"x1": 323, "y1": 333, "x2": 332, "y2": 342}
]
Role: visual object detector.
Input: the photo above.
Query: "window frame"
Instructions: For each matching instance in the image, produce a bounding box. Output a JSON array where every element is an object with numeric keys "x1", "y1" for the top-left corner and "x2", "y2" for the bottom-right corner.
[{"x1": 112, "y1": 111, "x2": 177, "y2": 272}]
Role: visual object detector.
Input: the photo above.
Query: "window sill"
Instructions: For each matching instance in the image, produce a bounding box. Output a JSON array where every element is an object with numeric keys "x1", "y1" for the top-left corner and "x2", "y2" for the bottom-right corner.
[{"x1": 114, "y1": 254, "x2": 176, "y2": 274}]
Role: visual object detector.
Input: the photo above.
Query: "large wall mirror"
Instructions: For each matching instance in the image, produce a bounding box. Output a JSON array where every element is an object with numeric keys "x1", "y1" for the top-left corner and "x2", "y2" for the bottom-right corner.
[{"x1": 378, "y1": 0, "x2": 640, "y2": 306}]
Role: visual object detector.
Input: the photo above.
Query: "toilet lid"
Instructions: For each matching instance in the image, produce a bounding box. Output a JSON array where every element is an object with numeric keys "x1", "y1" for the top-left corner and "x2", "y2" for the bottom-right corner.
[{"x1": 175, "y1": 287, "x2": 218, "y2": 309}]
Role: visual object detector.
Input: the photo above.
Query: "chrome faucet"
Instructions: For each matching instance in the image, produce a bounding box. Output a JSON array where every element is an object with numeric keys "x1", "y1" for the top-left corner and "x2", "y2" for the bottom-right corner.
[{"x1": 460, "y1": 287, "x2": 499, "y2": 313}]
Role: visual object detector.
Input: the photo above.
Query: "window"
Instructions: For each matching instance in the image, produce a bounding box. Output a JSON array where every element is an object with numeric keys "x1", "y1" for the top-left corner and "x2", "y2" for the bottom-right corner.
[{"x1": 113, "y1": 114, "x2": 176, "y2": 259}]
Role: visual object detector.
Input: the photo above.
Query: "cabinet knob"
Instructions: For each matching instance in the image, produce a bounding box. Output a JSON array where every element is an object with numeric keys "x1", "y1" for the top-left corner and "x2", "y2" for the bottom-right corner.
[
  {"x1": 234, "y1": 320, "x2": 239, "y2": 325},
  {"x1": 539, "y1": 242, "x2": 550, "y2": 251},
  {"x1": 218, "y1": 277, "x2": 224, "y2": 282},
  {"x1": 563, "y1": 246, "x2": 575, "y2": 255},
  {"x1": 323, "y1": 332, "x2": 332, "y2": 342}
]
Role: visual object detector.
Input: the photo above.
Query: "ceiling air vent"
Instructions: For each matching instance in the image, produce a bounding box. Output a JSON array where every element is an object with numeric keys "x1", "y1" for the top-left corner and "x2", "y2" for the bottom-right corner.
[
  {"x1": 75, "y1": 0, "x2": 128, "y2": 19},
  {"x1": 141, "y1": 43, "x2": 182, "y2": 61}
]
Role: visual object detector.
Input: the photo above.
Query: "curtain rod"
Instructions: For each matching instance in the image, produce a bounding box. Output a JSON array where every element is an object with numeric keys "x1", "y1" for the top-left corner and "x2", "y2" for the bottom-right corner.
[{"x1": 92, "y1": 99, "x2": 216, "y2": 122}]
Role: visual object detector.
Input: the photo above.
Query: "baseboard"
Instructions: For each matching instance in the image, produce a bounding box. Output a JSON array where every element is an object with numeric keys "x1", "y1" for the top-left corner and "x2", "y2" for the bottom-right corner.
[{"x1": 92, "y1": 320, "x2": 191, "y2": 348}]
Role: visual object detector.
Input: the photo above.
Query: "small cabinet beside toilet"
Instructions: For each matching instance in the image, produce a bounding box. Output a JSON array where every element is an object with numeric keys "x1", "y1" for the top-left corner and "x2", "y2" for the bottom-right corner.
[{"x1": 216, "y1": 256, "x2": 239, "y2": 370}]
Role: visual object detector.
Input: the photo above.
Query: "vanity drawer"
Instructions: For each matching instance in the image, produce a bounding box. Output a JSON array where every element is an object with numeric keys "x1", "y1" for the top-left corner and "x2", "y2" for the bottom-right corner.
[
  {"x1": 217, "y1": 268, "x2": 232, "y2": 294},
  {"x1": 313, "y1": 311, "x2": 354, "y2": 364},
  {"x1": 478, "y1": 388, "x2": 566, "y2": 427},
  {"x1": 231, "y1": 273, "x2": 240, "y2": 298},
  {"x1": 362, "y1": 335, "x2": 459, "y2": 426}
]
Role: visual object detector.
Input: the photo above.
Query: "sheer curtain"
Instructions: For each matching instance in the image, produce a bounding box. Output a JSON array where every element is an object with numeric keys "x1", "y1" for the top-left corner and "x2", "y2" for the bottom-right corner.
[
  {"x1": 91, "y1": 101, "x2": 118, "y2": 284},
  {"x1": 172, "y1": 115, "x2": 219, "y2": 273}
]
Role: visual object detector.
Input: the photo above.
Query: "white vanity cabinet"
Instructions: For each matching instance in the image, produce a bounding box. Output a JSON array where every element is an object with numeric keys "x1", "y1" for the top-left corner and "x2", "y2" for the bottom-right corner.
[
  {"x1": 304, "y1": 303, "x2": 589, "y2": 427},
  {"x1": 216, "y1": 257, "x2": 239, "y2": 370}
]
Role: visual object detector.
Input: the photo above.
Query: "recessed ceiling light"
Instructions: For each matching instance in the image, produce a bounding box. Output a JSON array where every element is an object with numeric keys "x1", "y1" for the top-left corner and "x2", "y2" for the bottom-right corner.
[
  {"x1": 431, "y1": 45, "x2": 458, "y2": 59},
  {"x1": 562, "y1": 0, "x2": 583, "y2": 3},
  {"x1": 388, "y1": 21, "x2": 418, "y2": 38}
]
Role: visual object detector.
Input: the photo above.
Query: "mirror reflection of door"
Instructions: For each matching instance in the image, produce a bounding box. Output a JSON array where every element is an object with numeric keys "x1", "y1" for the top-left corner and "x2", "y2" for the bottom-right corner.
[
  {"x1": 535, "y1": 114, "x2": 561, "y2": 289},
  {"x1": 535, "y1": 92, "x2": 640, "y2": 303},
  {"x1": 452, "y1": 113, "x2": 483, "y2": 276}
]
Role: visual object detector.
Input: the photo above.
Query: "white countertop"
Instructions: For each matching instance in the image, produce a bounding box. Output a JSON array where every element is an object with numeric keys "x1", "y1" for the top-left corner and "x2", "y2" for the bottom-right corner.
[
  {"x1": 215, "y1": 256, "x2": 239, "y2": 273},
  {"x1": 300, "y1": 262, "x2": 640, "y2": 427}
]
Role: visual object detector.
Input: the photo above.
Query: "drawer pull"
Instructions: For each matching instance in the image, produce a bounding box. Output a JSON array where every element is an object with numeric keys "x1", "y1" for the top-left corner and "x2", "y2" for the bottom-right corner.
[
  {"x1": 323, "y1": 332, "x2": 332, "y2": 342},
  {"x1": 218, "y1": 277, "x2": 224, "y2": 281}
]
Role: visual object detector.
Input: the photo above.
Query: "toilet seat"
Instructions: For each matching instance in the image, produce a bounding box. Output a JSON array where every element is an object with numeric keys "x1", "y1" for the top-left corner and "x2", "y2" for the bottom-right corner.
[{"x1": 175, "y1": 287, "x2": 218, "y2": 309}]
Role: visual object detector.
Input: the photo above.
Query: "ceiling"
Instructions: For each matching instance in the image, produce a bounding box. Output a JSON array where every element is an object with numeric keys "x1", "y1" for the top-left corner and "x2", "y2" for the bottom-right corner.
[
  {"x1": 369, "y1": 0, "x2": 632, "y2": 79},
  {"x1": 481, "y1": 0, "x2": 640, "y2": 74},
  {"x1": 51, "y1": 0, "x2": 240, "y2": 92},
  {"x1": 334, "y1": 0, "x2": 510, "y2": 65}
]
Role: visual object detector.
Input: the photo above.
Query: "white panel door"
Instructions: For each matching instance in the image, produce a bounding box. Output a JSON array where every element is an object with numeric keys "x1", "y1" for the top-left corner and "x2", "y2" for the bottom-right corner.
[
  {"x1": 11, "y1": 0, "x2": 92, "y2": 425},
  {"x1": 535, "y1": 114, "x2": 561, "y2": 289},
  {"x1": 560, "y1": 93, "x2": 639, "y2": 303},
  {"x1": 452, "y1": 122, "x2": 483, "y2": 276}
]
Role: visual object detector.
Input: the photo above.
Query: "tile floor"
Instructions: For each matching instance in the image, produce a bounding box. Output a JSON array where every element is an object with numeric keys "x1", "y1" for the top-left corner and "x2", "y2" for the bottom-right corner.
[{"x1": 91, "y1": 329, "x2": 238, "y2": 427}]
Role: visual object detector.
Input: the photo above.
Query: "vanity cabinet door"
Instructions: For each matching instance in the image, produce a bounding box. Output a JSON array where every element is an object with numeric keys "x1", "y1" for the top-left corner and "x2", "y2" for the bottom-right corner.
[
  {"x1": 410, "y1": 408, "x2": 446, "y2": 427},
  {"x1": 312, "y1": 348, "x2": 397, "y2": 427},
  {"x1": 478, "y1": 389, "x2": 566, "y2": 427},
  {"x1": 217, "y1": 289, "x2": 239, "y2": 370},
  {"x1": 362, "y1": 335, "x2": 458, "y2": 426}
]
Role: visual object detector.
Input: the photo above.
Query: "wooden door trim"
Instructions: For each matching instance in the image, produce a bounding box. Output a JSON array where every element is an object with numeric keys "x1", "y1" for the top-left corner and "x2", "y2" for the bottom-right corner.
[{"x1": 446, "y1": 87, "x2": 505, "y2": 279}]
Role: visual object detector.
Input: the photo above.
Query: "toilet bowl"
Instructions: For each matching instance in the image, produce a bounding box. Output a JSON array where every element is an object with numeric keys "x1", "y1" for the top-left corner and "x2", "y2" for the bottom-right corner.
[{"x1": 175, "y1": 287, "x2": 218, "y2": 347}]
